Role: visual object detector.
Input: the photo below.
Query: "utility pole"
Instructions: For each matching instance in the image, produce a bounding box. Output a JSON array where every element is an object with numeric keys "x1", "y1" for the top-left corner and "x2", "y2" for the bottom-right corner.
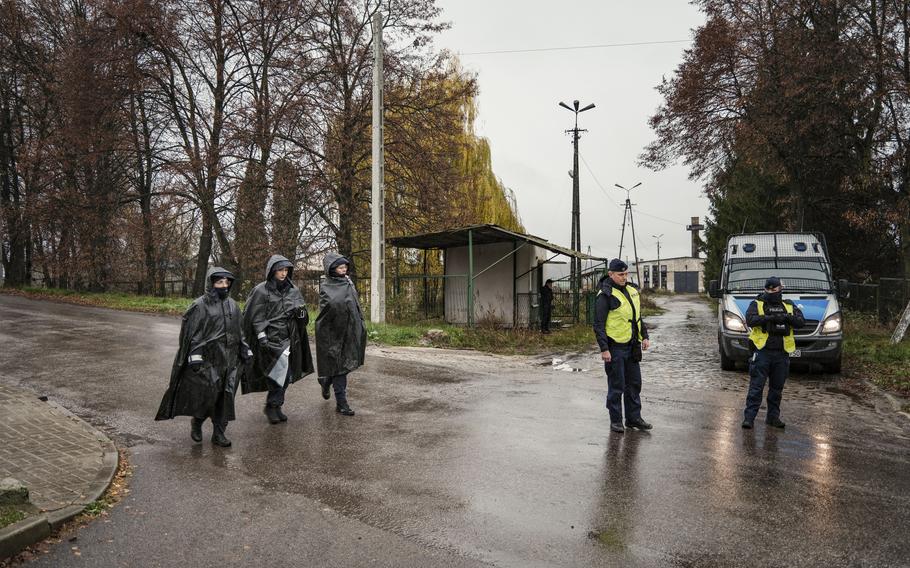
[
  {"x1": 559, "y1": 99, "x2": 595, "y2": 322},
  {"x1": 370, "y1": 13, "x2": 385, "y2": 323},
  {"x1": 615, "y1": 182, "x2": 642, "y2": 286},
  {"x1": 652, "y1": 234, "x2": 663, "y2": 289}
]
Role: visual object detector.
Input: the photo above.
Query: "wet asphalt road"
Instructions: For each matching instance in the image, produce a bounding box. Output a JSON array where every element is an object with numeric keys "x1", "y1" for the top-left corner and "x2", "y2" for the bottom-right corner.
[{"x1": 1, "y1": 294, "x2": 909, "y2": 567}]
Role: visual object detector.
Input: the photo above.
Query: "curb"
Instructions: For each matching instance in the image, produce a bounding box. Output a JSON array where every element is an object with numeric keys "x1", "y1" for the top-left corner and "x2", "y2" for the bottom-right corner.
[
  {"x1": 0, "y1": 400, "x2": 119, "y2": 560},
  {"x1": 0, "y1": 514, "x2": 50, "y2": 560}
]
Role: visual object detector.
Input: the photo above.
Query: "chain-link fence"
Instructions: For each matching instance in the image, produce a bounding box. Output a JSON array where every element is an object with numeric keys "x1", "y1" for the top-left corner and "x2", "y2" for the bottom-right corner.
[{"x1": 842, "y1": 278, "x2": 910, "y2": 324}]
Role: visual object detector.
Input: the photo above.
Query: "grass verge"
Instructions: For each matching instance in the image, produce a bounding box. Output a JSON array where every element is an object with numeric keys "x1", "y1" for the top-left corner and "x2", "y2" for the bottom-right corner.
[
  {"x1": 1, "y1": 287, "x2": 193, "y2": 315},
  {"x1": 367, "y1": 321, "x2": 597, "y2": 355},
  {"x1": 0, "y1": 506, "x2": 28, "y2": 529},
  {"x1": 843, "y1": 311, "x2": 910, "y2": 401}
]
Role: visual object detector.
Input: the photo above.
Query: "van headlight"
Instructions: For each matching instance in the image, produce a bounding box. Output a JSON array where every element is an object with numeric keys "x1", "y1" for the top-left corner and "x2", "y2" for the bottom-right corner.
[
  {"x1": 723, "y1": 310, "x2": 748, "y2": 333},
  {"x1": 821, "y1": 312, "x2": 842, "y2": 335}
]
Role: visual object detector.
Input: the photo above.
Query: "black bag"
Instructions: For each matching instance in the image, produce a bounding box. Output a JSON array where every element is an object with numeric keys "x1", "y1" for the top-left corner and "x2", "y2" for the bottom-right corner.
[{"x1": 631, "y1": 342, "x2": 643, "y2": 362}]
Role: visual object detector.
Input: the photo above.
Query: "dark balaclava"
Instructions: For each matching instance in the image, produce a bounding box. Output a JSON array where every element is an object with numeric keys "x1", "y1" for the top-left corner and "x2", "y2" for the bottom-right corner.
[{"x1": 764, "y1": 276, "x2": 783, "y2": 303}]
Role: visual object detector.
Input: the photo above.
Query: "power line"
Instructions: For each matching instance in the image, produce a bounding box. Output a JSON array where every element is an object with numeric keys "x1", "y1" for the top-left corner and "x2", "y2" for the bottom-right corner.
[
  {"x1": 578, "y1": 153, "x2": 688, "y2": 226},
  {"x1": 578, "y1": 154, "x2": 623, "y2": 211},
  {"x1": 459, "y1": 39, "x2": 691, "y2": 56}
]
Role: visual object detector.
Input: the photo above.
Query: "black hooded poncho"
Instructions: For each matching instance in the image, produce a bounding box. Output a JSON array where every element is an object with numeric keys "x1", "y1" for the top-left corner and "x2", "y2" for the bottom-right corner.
[
  {"x1": 155, "y1": 267, "x2": 248, "y2": 421},
  {"x1": 241, "y1": 254, "x2": 314, "y2": 393},
  {"x1": 315, "y1": 253, "x2": 367, "y2": 378}
]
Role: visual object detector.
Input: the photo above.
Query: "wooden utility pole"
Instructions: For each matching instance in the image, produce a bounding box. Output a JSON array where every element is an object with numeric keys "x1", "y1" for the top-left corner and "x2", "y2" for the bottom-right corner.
[{"x1": 370, "y1": 13, "x2": 386, "y2": 323}]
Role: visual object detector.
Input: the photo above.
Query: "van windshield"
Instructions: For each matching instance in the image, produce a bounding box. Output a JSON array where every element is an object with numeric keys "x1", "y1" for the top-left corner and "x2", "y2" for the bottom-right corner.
[{"x1": 725, "y1": 258, "x2": 832, "y2": 293}]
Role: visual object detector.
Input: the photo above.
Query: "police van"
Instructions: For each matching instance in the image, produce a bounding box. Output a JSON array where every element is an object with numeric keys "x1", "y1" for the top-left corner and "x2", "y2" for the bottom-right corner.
[{"x1": 708, "y1": 233, "x2": 846, "y2": 373}]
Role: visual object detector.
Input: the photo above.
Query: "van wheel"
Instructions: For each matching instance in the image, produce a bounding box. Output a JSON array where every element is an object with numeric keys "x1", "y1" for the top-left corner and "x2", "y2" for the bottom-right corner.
[
  {"x1": 822, "y1": 357, "x2": 842, "y2": 374},
  {"x1": 720, "y1": 348, "x2": 736, "y2": 371}
]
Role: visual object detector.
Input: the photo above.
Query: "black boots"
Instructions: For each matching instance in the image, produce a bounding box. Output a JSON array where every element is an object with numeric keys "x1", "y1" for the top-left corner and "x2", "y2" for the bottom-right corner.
[
  {"x1": 610, "y1": 422, "x2": 625, "y2": 433},
  {"x1": 318, "y1": 377, "x2": 331, "y2": 400},
  {"x1": 264, "y1": 404, "x2": 281, "y2": 424},
  {"x1": 275, "y1": 406, "x2": 288, "y2": 422},
  {"x1": 766, "y1": 417, "x2": 786, "y2": 429},
  {"x1": 336, "y1": 403, "x2": 355, "y2": 416},
  {"x1": 190, "y1": 418, "x2": 203, "y2": 442},
  {"x1": 211, "y1": 423, "x2": 231, "y2": 447},
  {"x1": 741, "y1": 419, "x2": 754, "y2": 429},
  {"x1": 626, "y1": 418, "x2": 653, "y2": 430}
]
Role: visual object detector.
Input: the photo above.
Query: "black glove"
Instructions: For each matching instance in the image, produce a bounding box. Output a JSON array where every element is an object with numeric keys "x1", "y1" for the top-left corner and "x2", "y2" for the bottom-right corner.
[
  {"x1": 299, "y1": 307, "x2": 309, "y2": 326},
  {"x1": 258, "y1": 334, "x2": 268, "y2": 347},
  {"x1": 768, "y1": 312, "x2": 788, "y2": 324},
  {"x1": 240, "y1": 345, "x2": 253, "y2": 362}
]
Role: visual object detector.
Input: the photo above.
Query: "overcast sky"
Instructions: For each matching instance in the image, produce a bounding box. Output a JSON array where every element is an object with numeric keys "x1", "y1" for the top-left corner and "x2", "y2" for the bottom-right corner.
[{"x1": 433, "y1": 1, "x2": 709, "y2": 261}]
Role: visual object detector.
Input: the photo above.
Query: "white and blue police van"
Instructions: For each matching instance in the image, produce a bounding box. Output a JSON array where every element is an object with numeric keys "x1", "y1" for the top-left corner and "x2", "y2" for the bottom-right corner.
[{"x1": 708, "y1": 232, "x2": 847, "y2": 373}]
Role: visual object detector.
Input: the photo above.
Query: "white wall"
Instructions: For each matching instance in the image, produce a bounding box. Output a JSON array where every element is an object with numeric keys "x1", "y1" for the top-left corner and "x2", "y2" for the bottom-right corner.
[{"x1": 444, "y1": 242, "x2": 543, "y2": 326}]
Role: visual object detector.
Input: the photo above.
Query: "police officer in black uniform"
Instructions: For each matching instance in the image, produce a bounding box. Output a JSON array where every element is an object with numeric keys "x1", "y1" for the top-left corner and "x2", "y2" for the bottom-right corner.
[
  {"x1": 741, "y1": 276, "x2": 805, "y2": 429},
  {"x1": 593, "y1": 259, "x2": 653, "y2": 433}
]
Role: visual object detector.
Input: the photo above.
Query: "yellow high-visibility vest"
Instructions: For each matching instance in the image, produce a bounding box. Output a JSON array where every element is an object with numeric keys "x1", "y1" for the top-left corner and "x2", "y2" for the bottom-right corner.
[
  {"x1": 603, "y1": 285, "x2": 643, "y2": 344},
  {"x1": 748, "y1": 300, "x2": 796, "y2": 353}
]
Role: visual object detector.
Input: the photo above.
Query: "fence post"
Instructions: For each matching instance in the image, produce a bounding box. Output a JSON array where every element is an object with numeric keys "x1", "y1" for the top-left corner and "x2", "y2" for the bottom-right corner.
[{"x1": 467, "y1": 229, "x2": 474, "y2": 327}]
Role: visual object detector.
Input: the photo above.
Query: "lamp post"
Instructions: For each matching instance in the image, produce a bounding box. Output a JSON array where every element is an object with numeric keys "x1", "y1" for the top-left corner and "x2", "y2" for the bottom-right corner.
[
  {"x1": 559, "y1": 99, "x2": 595, "y2": 322},
  {"x1": 652, "y1": 234, "x2": 663, "y2": 289}
]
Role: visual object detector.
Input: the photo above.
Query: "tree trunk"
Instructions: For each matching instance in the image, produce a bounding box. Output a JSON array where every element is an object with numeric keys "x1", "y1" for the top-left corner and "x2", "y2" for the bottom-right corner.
[{"x1": 193, "y1": 213, "x2": 213, "y2": 296}]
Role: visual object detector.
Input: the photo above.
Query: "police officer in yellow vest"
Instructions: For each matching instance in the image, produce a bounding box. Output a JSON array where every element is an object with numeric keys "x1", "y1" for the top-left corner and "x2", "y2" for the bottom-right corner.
[
  {"x1": 593, "y1": 259, "x2": 652, "y2": 433},
  {"x1": 741, "y1": 276, "x2": 805, "y2": 429}
]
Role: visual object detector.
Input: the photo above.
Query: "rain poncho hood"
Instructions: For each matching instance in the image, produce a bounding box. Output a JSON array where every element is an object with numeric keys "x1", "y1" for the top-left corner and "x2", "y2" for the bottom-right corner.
[
  {"x1": 241, "y1": 255, "x2": 314, "y2": 393},
  {"x1": 315, "y1": 253, "x2": 366, "y2": 377},
  {"x1": 155, "y1": 266, "x2": 248, "y2": 421}
]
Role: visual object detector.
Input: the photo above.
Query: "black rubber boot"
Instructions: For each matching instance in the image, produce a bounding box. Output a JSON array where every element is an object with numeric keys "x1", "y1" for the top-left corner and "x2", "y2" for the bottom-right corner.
[
  {"x1": 336, "y1": 403, "x2": 355, "y2": 416},
  {"x1": 190, "y1": 418, "x2": 203, "y2": 443},
  {"x1": 275, "y1": 406, "x2": 288, "y2": 422},
  {"x1": 766, "y1": 417, "x2": 786, "y2": 429},
  {"x1": 318, "y1": 377, "x2": 331, "y2": 400},
  {"x1": 211, "y1": 423, "x2": 231, "y2": 447},
  {"x1": 264, "y1": 404, "x2": 281, "y2": 424}
]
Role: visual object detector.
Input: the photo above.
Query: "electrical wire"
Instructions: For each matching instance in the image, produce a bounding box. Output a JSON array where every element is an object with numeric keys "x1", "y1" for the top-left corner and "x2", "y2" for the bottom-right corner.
[{"x1": 458, "y1": 39, "x2": 691, "y2": 56}]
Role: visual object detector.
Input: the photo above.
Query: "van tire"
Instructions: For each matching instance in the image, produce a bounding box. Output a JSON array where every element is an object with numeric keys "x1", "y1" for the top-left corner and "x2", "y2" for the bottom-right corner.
[{"x1": 720, "y1": 347, "x2": 736, "y2": 371}]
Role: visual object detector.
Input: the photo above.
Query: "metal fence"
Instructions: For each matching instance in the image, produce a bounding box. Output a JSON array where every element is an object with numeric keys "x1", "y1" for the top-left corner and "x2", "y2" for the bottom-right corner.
[
  {"x1": 516, "y1": 290, "x2": 599, "y2": 329},
  {"x1": 842, "y1": 278, "x2": 910, "y2": 324},
  {"x1": 298, "y1": 275, "x2": 466, "y2": 324}
]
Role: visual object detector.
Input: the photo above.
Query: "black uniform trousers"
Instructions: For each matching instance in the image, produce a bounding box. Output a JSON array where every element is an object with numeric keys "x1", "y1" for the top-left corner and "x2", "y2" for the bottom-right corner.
[
  {"x1": 604, "y1": 343, "x2": 643, "y2": 424},
  {"x1": 744, "y1": 348, "x2": 789, "y2": 422}
]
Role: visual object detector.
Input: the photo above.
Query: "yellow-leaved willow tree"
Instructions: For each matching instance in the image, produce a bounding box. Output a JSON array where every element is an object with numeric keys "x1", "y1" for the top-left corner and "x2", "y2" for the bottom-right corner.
[{"x1": 344, "y1": 62, "x2": 523, "y2": 278}]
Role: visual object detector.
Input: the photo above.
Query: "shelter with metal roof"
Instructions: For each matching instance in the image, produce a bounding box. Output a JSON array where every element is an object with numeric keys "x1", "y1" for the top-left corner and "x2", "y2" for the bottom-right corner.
[{"x1": 387, "y1": 224, "x2": 606, "y2": 327}]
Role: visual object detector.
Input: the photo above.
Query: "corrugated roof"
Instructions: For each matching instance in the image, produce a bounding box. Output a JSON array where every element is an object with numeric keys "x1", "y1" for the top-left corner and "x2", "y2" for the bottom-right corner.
[{"x1": 386, "y1": 224, "x2": 606, "y2": 261}]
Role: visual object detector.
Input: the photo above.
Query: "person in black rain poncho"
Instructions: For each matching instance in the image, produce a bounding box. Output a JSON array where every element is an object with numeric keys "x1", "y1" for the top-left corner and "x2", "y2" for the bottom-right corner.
[
  {"x1": 315, "y1": 253, "x2": 366, "y2": 416},
  {"x1": 156, "y1": 267, "x2": 251, "y2": 447},
  {"x1": 241, "y1": 255, "x2": 315, "y2": 424}
]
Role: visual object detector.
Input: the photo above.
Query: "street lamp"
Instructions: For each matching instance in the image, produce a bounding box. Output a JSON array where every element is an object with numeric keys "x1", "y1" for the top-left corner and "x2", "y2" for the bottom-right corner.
[{"x1": 559, "y1": 99, "x2": 595, "y2": 323}]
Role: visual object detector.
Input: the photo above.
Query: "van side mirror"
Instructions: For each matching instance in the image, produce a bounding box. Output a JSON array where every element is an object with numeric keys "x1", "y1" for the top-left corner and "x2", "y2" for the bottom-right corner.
[
  {"x1": 837, "y1": 279, "x2": 850, "y2": 300},
  {"x1": 708, "y1": 280, "x2": 720, "y2": 299}
]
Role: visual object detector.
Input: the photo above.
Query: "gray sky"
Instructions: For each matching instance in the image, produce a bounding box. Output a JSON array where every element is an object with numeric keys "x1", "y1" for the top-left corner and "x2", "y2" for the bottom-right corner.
[{"x1": 434, "y1": 1, "x2": 708, "y2": 261}]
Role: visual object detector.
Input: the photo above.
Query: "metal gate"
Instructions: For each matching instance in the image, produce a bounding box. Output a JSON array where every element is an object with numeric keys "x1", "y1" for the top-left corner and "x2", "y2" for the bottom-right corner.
[{"x1": 674, "y1": 271, "x2": 699, "y2": 293}]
